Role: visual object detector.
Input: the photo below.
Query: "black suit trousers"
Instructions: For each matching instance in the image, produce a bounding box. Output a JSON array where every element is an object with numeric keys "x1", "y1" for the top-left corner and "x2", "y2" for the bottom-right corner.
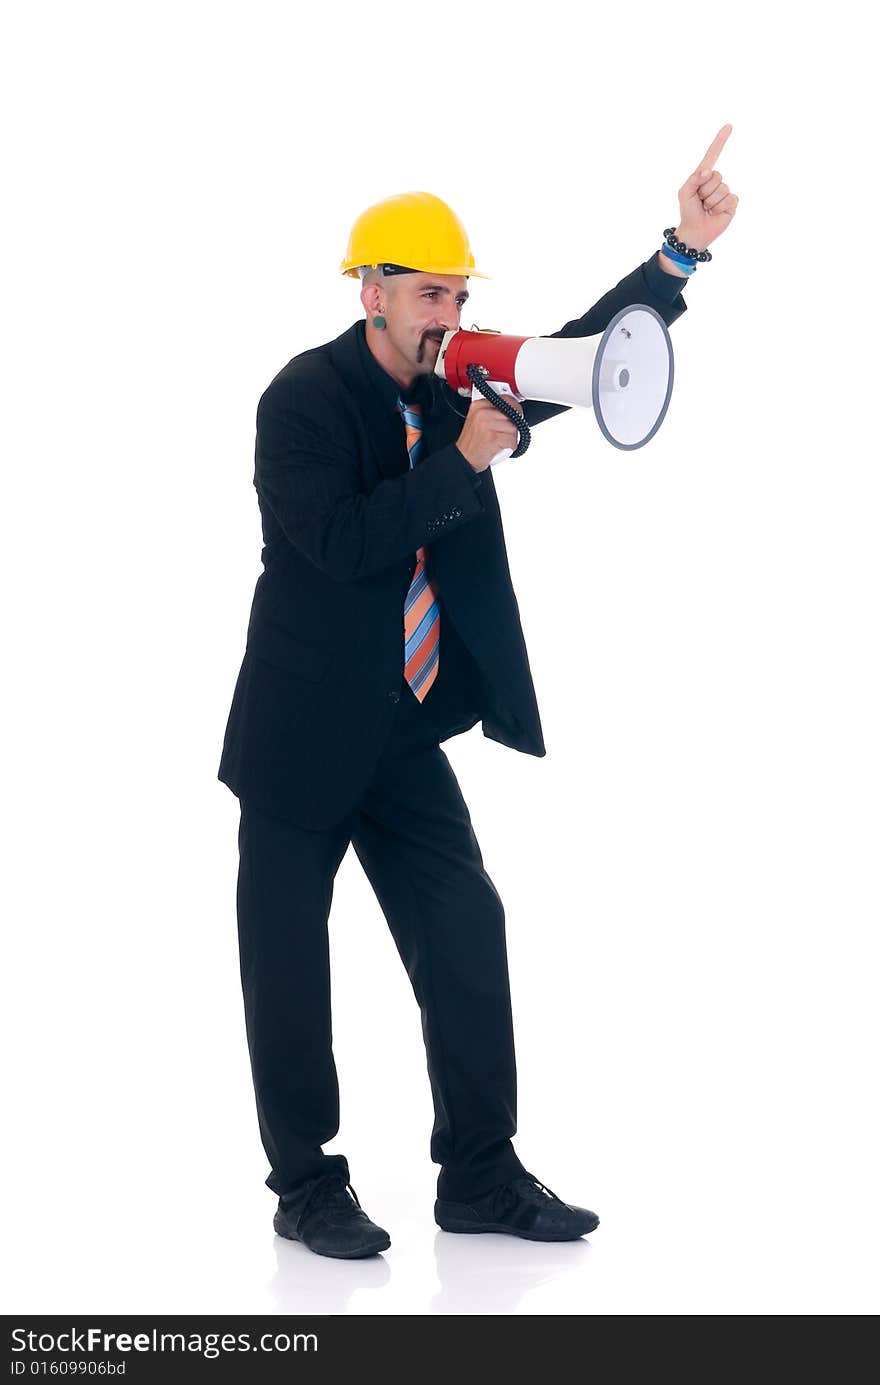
[{"x1": 235, "y1": 680, "x2": 529, "y2": 1203}]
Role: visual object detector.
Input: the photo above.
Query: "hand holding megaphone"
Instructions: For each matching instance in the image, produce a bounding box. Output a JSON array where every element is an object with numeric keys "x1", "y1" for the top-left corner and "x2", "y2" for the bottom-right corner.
[{"x1": 456, "y1": 391, "x2": 525, "y2": 473}]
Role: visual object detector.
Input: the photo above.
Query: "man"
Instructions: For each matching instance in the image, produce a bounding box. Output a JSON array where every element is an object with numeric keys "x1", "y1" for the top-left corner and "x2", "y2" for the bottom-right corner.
[{"x1": 218, "y1": 187, "x2": 697, "y2": 1259}]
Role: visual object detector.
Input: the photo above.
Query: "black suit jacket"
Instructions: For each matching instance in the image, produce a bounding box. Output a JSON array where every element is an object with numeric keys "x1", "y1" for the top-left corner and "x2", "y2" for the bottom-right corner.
[{"x1": 218, "y1": 251, "x2": 689, "y2": 829}]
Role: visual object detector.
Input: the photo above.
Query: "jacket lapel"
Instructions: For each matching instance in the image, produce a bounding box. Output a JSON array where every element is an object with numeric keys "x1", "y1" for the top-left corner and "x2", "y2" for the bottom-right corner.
[
  {"x1": 424, "y1": 373, "x2": 468, "y2": 453},
  {"x1": 327, "y1": 321, "x2": 468, "y2": 483},
  {"x1": 327, "y1": 322, "x2": 407, "y2": 482}
]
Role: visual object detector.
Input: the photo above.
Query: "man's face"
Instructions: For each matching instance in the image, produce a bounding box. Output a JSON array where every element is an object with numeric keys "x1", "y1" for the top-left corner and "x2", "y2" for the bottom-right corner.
[{"x1": 383, "y1": 272, "x2": 469, "y2": 377}]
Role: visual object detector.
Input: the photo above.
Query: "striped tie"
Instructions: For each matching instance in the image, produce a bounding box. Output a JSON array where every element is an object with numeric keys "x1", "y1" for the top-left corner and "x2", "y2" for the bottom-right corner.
[{"x1": 397, "y1": 395, "x2": 440, "y2": 701}]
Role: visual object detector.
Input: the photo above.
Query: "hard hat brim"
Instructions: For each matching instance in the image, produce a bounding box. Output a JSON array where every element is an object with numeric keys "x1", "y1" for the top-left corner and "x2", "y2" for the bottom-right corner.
[{"x1": 340, "y1": 260, "x2": 490, "y2": 280}]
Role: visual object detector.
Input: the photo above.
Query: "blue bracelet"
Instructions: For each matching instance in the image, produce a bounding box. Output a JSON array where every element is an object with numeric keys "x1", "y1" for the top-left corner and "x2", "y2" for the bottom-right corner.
[
  {"x1": 662, "y1": 228, "x2": 712, "y2": 276},
  {"x1": 660, "y1": 243, "x2": 697, "y2": 276}
]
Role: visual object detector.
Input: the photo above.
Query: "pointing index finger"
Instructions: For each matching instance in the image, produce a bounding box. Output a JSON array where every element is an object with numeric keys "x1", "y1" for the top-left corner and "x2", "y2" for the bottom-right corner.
[{"x1": 697, "y1": 122, "x2": 732, "y2": 173}]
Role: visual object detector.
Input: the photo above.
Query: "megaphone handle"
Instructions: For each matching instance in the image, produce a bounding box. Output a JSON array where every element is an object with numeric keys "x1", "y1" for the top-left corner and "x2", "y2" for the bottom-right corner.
[{"x1": 470, "y1": 381, "x2": 523, "y2": 466}]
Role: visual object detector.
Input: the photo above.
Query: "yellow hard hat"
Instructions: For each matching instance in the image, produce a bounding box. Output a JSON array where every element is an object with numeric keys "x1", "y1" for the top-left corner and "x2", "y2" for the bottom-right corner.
[{"x1": 339, "y1": 190, "x2": 489, "y2": 279}]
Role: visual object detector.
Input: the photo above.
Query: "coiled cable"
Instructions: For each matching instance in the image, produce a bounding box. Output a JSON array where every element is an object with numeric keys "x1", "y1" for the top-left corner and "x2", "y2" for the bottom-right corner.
[{"x1": 465, "y1": 363, "x2": 531, "y2": 459}]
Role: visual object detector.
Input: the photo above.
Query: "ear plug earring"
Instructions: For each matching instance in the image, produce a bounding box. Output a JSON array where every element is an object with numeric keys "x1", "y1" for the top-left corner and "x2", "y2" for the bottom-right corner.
[{"x1": 372, "y1": 315, "x2": 386, "y2": 329}]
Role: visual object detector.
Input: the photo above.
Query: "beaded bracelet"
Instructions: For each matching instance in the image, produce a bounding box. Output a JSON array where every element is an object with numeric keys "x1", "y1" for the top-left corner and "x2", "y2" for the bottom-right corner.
[{"x1": 660, "y1": 227, "x2": 713, "y2": 277}]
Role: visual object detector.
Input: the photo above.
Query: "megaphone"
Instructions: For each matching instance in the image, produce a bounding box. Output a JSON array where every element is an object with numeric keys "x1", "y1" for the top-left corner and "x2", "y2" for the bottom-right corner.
[{"x1": 434, "y1": 303, "x2": 674, "y2": 463}]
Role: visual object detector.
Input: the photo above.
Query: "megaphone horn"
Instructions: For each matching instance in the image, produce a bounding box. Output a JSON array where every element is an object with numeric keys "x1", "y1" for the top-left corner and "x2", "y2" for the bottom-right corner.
[{"x1": 434, "y1": 303, "x2": 674, "y2": 454}]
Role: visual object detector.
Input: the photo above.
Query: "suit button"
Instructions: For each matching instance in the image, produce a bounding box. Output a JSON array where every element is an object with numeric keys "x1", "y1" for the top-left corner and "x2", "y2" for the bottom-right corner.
[{"x1": 387, "y1": 689, "x2": 400, "y2": 703}]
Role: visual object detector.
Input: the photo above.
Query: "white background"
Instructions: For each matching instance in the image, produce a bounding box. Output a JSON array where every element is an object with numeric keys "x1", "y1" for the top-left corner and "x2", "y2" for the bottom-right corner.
[{"x1": 3, "y1": 0, "x2": 878, "y2": 1316}]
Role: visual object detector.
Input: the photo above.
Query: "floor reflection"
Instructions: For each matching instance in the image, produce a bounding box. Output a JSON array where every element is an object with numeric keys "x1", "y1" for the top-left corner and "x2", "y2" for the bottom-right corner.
[
  {"x1": 431, "y1": 1230, "x2": 594, "y2": 1314},
  {"x1": 268, "y1": 1235, "x2": 391, "y2": 1314},
  {"x1": 265, "y1": 1222, "x2": 595, "y2": 1315}
]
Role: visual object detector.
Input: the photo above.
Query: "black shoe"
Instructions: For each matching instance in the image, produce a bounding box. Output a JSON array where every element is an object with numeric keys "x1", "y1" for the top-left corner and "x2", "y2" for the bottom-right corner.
[
  {"x1": 435, "y1": 1172, "x2": 599, "y2": 1241},
  {"x1": 273, "y1": 1173, "x2": 391, "y2": 1259}
]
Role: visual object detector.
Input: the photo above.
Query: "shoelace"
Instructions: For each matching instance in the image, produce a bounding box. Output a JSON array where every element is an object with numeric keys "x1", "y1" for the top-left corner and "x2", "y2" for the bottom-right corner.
[
  {"x1": 290, "y1": 1174, "x2": 362, "y2": 1237},
  {"x1": 490, "y1": 1172, "x2": 566, "y2": 1219}
]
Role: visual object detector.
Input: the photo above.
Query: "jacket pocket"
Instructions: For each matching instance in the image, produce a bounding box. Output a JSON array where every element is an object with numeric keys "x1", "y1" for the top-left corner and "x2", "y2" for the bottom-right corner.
[{"x1": 245, "y1": 622, "x2": 331, "y2": 682}]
